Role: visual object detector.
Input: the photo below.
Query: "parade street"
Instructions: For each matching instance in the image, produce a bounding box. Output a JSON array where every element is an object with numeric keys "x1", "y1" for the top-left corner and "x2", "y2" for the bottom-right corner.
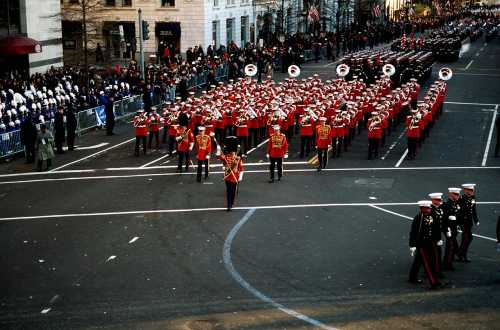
[{"x1": 1, "y1": 38, "x2": 500, "y2": 330}]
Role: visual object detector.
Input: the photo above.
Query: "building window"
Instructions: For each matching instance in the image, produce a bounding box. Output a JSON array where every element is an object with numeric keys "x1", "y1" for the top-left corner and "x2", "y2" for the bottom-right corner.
[
  {"x1": 226, "y1": 18, "x2": 233, "y2": 45},
  {"x1": 213, "y1": 0, "x2": 218, "y2": 7},
  {"x1": 122, "y1": 0, "x2": 132, "y2": 6},
  {"x1": 226, "y1": 0, "x2": 235, "y2": 5},
  {"x1": 105, "y1": 0, "x2": 116, "y2": 6},
  {"x1": 212, "y1": 21, "x2": 220, "y2": 48},
  {"x1": 161, "y1": 0, "x2": 175, "y2": 7},
  {"x1": 241, "y1": 16, "x2": 248, "y2": 45}
]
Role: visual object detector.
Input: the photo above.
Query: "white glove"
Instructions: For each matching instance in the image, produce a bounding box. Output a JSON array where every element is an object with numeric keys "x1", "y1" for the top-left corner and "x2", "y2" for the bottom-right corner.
[
  {"x1": 437, "y1": 240, "x2": 443, "y2": 246},
  {"x1": 476, "y1": 222, "x2": 480, "y2": 226},
  {"x1": 238, "y1": 172, "x2": 243, "y2": 182},
  {"x1": 448, "y1": 215, "x2": 456, "y2": 221},
  {"x1": 266, "y1": 154, "x2": 269, "y2": 159},
  {"x1": 446, "y1": 228, "x2": 452, "y2": 238},
  {"x1": 216, "y1": 145, "x2": 221, "y2": 156},
  {"x1": 410, "y1": 247, "x2": 416, "y2": 257},
  {"x1": 284, "y1": 154, "x2": 288, "y2": 159},
  {"x1": 496, "y1": 243, "x2": 500, "y2": 252},
  {"x1": 189, "y1": 142, "x2": 194, "y2": 151},
  {"x1": 205, "y1": 155, "x2": 210, "y2": 160}
]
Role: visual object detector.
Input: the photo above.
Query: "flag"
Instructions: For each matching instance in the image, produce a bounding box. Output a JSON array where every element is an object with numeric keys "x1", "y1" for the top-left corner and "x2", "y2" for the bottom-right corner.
[
  {"x1": 445, "y1": 0, "x2": 450, "y2": 8},
  {"x1": 372, "y1": 4, "x2": 381, "y2": 18},
  {"x1": 308, "y1": 5, "x2": 320, "y2": 23},
  {"x1": 408, "y1": 7, "x2": 415, "y2": 16},
  {"x1": 434, "y1": 2, "x2": 442, "y2": 16}
]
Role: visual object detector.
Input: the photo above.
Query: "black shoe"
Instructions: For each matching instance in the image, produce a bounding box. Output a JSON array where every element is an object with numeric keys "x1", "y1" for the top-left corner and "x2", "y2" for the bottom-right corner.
[
  {"x1": 443, "y1": 266, "x2": 455, "y2": 272},
  {"x1": 317, "y1": 167, "x2": 322, "y2": 172},
  {"x1": 463, "y1": 258, "x2": 471, "y2": 263},
  {"x1": 437, "y1": 273, "x2": 446, "y2": 279},
  {"x1": 409, "y1": 279, "x2": 423, "y2": 284},
  {"x1": 226, "y1": 207, "x2": 232, "y2": 212},
  {"x1": 269, "y1": 179, "x2": 274, "y2": 183},
  {"x1": 430, "y1": 282, "x2": 444, "y2": 290},
  {"x1": 278, "y1": 177, "x2": 281, "y2": 181}
]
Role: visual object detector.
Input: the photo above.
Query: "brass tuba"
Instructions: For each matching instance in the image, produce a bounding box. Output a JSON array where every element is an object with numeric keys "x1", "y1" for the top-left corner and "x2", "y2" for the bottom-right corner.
[{"x1": 438, "y1": 67, "x2": 453, "y2": 81}]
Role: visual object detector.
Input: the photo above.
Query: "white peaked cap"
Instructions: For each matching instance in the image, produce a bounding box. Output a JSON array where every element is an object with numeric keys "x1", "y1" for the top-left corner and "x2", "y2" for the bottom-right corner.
[
  {"x1": 448, "y1": 187, "x2": 461, "y2": 194},
  {"x1": 418, "y1": 200, "x2": 432, "y2": 208},
  {"x1": 461, "y1": 183, "x2": 476, "y2": 190},
  {"x1": 428, "y1": 193, "x2": 443, "y2": 200}
]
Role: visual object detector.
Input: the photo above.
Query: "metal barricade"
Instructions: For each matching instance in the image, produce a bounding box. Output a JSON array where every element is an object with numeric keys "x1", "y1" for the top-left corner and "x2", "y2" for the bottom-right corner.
[
  {"x1": 76, "y1": 106, "x2": 101, "y2": 135},
  {"x1": 0, "y1": 130, "x2": 23, "y2": 159}
]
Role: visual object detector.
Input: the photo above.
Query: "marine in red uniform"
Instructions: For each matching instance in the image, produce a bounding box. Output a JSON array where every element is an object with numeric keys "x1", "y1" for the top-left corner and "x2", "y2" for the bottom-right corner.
[
  {"x1": 216, "y1": 137, "x2": 244, "y2": 211},
  {"x1": 315, "y1": 117, "x2": 331, "y2": 171},
  {"x1": 132, "y1": 109, "x2": 148, "y2": 156},
  {"x1": 406, "y1": 110, "x2": 421, "y2": 160},
  {"x1": 147, "y1": 107, "x2": 161, "y2": 150},
  {"x1": 299, "y1": 112, "x2": 314, "y2": 158},
  {"x1": 195, "y1": 126, "x2": 212, "y2": 182},
  {"x1": 367, "y1": 112, "x2": 382, "y2": 160},
  {"x1": 267, "y1": 125, "x2": 288, "y2": 183}
]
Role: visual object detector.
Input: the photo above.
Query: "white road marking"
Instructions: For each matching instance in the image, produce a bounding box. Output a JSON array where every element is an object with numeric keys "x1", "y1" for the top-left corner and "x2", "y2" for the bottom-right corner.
[
  {"x1": 465, "y1": 60, "x2": 474, "y2": 70},
  {"x1": 1, "y1": 201, "x2": 498, "y2": 222},
  {"x1": 394, "y1": 149, "x2": 408, "y2": 168},
  {"x1": 223, "y1": 208, "x2": 337, "y2": 330},
  {"x1": 369, "y1": 205, "x2": 497, "y2": 242},
  {"x1": 40, "y1": 308, "x2": 51, "y2": 314},
  {"x1": 454, "y1": 72, "x2": 500, "y2": 77},
  {"x1": 106, "y1": 255, "x2": 117, "y2": 262},
  {"x1": 247, "y1": 138, "x2": 269, "y2": 155},
  {"x1": 445, "y1": 101, "x2": 498, "y2": 106},
  {"x1": 381, "y1": 129, "x2": 407, "y2": 160},
  {"x1": 49, "y1": 137, "x2": 135, "y2": 172},
  {"x1": 49, "y1": 294, "x2": 60, "y2": 304},
  {"x1": 76, "y1": 143, "x2": 109, "y2": 150},
  {"x1": 0, "y1": 169, "x2": 96, "y2": 179},
  {"x1": 129, "y1": 236, "x2": 140, "y2": 244},
  {"x1": 482, "y1": 105, "x2": 498, "y2": 167},
  {"x1": 475, "y1": 52, "x2": 480, "y2": 57},
  {"x1": 139, "y1": 154, "x2": 170, "y2": 168},
  {"x1": 109, "y1": 161, "x2": 308, "y2": 171},
  {"x1": 2, "y1": 166, "x2": 500, "y2": 185}
]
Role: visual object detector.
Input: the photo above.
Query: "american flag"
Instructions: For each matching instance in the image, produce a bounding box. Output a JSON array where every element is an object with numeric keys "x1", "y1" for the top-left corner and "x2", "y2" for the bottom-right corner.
[
  {"x1": 372, "y1": 4, "x2": 381, "y2": 18},
  {"x1": 308, "y1": 5, "x2": 320, "y2": 23}
]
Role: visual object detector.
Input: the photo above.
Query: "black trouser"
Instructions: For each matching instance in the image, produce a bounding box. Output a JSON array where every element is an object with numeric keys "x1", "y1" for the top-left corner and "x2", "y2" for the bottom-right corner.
[
  {"x1": 332, "y1": 137, "x2": 342, "y2": 157},
  {"x1": 226, "y1": 181, "x2": 238, "y2": 210},
  {"x1": 317, "y1": 148, "x2": 328, "y2": 169},
  {"x1": 135, "y1": 136, "x2": 147, "y2": 155},
  {"x1": 238, "y1": 136, "x2": 248, "y2": 155},
  {"x1": 67, "y1": 130, "x2": 76, "y2": 150},
  {"x1": 148, "y1": 131, "x2": 160, "y2": 150},
  {"x1": 55, "y1": 137, "x2": 64, "y2": 153},
  {"x1": 443, "y1": 229, "x2": 459, "y2": 270},
  {"x1": 106, "y1": 118, "x2": 114, "y2": 135},
  {"x1": 225, "y1": 126, "x2": 234, "y2": 137},
  {"x1": 249, "y1": 128, "x2": 259, "y2": 148},
  {"x1": 458, "y1": 223, "x2": 473, "y2": 260},
  {"x1": 408, "y1": 137, "x2": 418, "y2": 159},
  {"x1": 168, "y1": 135, "x2": 176, "y2": 155},
  {"x1": 177, "y1": 151, "x2": 190, "y2": 171},
  {"x1": 409, "y1": 242, "x2": 440, "y2": 287},
  {"x1": 368, "y1": 138, "x2": 380, "y2": 159},
  {"x1": 162, "y1": 128, "x2": 168, "y2": 143},
  {"x1": 197, "y1": 159, "x2": 209, "y2": 182},
  {"x1": 25, "y1": 144, "x2": 35, "y2": 163},
  {"x1": 269, "y1": 157, "x2": 283, "y2": 181},
  {"x1": 300, "y1": 136, "x2": 311, "y2": 158},
  {"x1": 215, "y1": 128, "x2": 224, "y2": 144},
  {"x1": 37, "y1": 158, "x2": 52, "y2": 171},
  {"x1": 381, "y1": 129, "x2": 386, "y2": 146}
]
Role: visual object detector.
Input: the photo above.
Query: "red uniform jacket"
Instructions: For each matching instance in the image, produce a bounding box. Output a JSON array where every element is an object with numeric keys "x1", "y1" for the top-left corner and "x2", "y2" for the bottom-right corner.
[
  {"x1": 367, "y1": 118, "x2": 382, "y2": 139},
  {"x1": 176, "y1": 126, "x2": 194, "y2": 152},
  {"x1": 147, "y1": 113, "x2": 161, "y2": 132},
  {"x1": 267, "y1": 133, "x2": 288, "y2": 158},
  {"x1": 218, "y1": 153, "x2": 243, "y2": 183},
  {"x1": 299, "y1": 116, "x2": 314, "y2": 136},
  {"x1": 315, "y1": 124, "x2": 332, "y2": 149},
  {"x1": 133, "y1": 115, "x2": 148, "y2": 137},
  {"x1": 195, "y1": 134, "x2": 212, "y2": 160}
]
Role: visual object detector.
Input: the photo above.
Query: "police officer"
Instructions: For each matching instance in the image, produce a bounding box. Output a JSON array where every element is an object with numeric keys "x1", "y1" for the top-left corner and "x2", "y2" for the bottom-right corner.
[
  {"x1": 457, "y1": 183, "x2": 479, "y2": 263},
  {"x1": 409, "y1": 200, "x2": 444, "y2": 289},
  {"x1": 441, "y1": 187, "x2": 462, "y2": 271}
]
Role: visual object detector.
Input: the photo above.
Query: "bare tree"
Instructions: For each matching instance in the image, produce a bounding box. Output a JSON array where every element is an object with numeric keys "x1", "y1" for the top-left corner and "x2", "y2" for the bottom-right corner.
[{"x1": 61, "y1": 0, "x2": 106, "y2": 87}]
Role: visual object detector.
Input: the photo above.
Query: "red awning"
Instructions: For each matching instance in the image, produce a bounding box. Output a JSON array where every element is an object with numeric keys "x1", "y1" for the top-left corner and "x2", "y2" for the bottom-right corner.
[{"x1": 0, "y1": 36, "x2": 42, "y2": 56}]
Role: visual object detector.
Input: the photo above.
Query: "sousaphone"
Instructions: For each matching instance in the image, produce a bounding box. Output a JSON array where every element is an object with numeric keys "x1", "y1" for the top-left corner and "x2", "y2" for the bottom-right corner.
[
  {"x1": 438, "y1": 67, "x2": 453, "y2": 81},
  {"x1": 336, "y1": 64, "x2": 350, "y2": 78},
  {"x1": 288, "y1": 65, "x2": 301, "y2": 78},
  {"x1": 244, "y1": 64, "x2": 258, "y2": 77},
  {"x1": 382, "y1": 63, "x2": 396, "y2": 77}
]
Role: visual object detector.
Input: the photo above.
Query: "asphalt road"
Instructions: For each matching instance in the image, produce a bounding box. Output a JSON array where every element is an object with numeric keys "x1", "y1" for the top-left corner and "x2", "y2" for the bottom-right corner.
[{"x1": 1, "y1": 37, "x2": 500, "y2": 330}]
